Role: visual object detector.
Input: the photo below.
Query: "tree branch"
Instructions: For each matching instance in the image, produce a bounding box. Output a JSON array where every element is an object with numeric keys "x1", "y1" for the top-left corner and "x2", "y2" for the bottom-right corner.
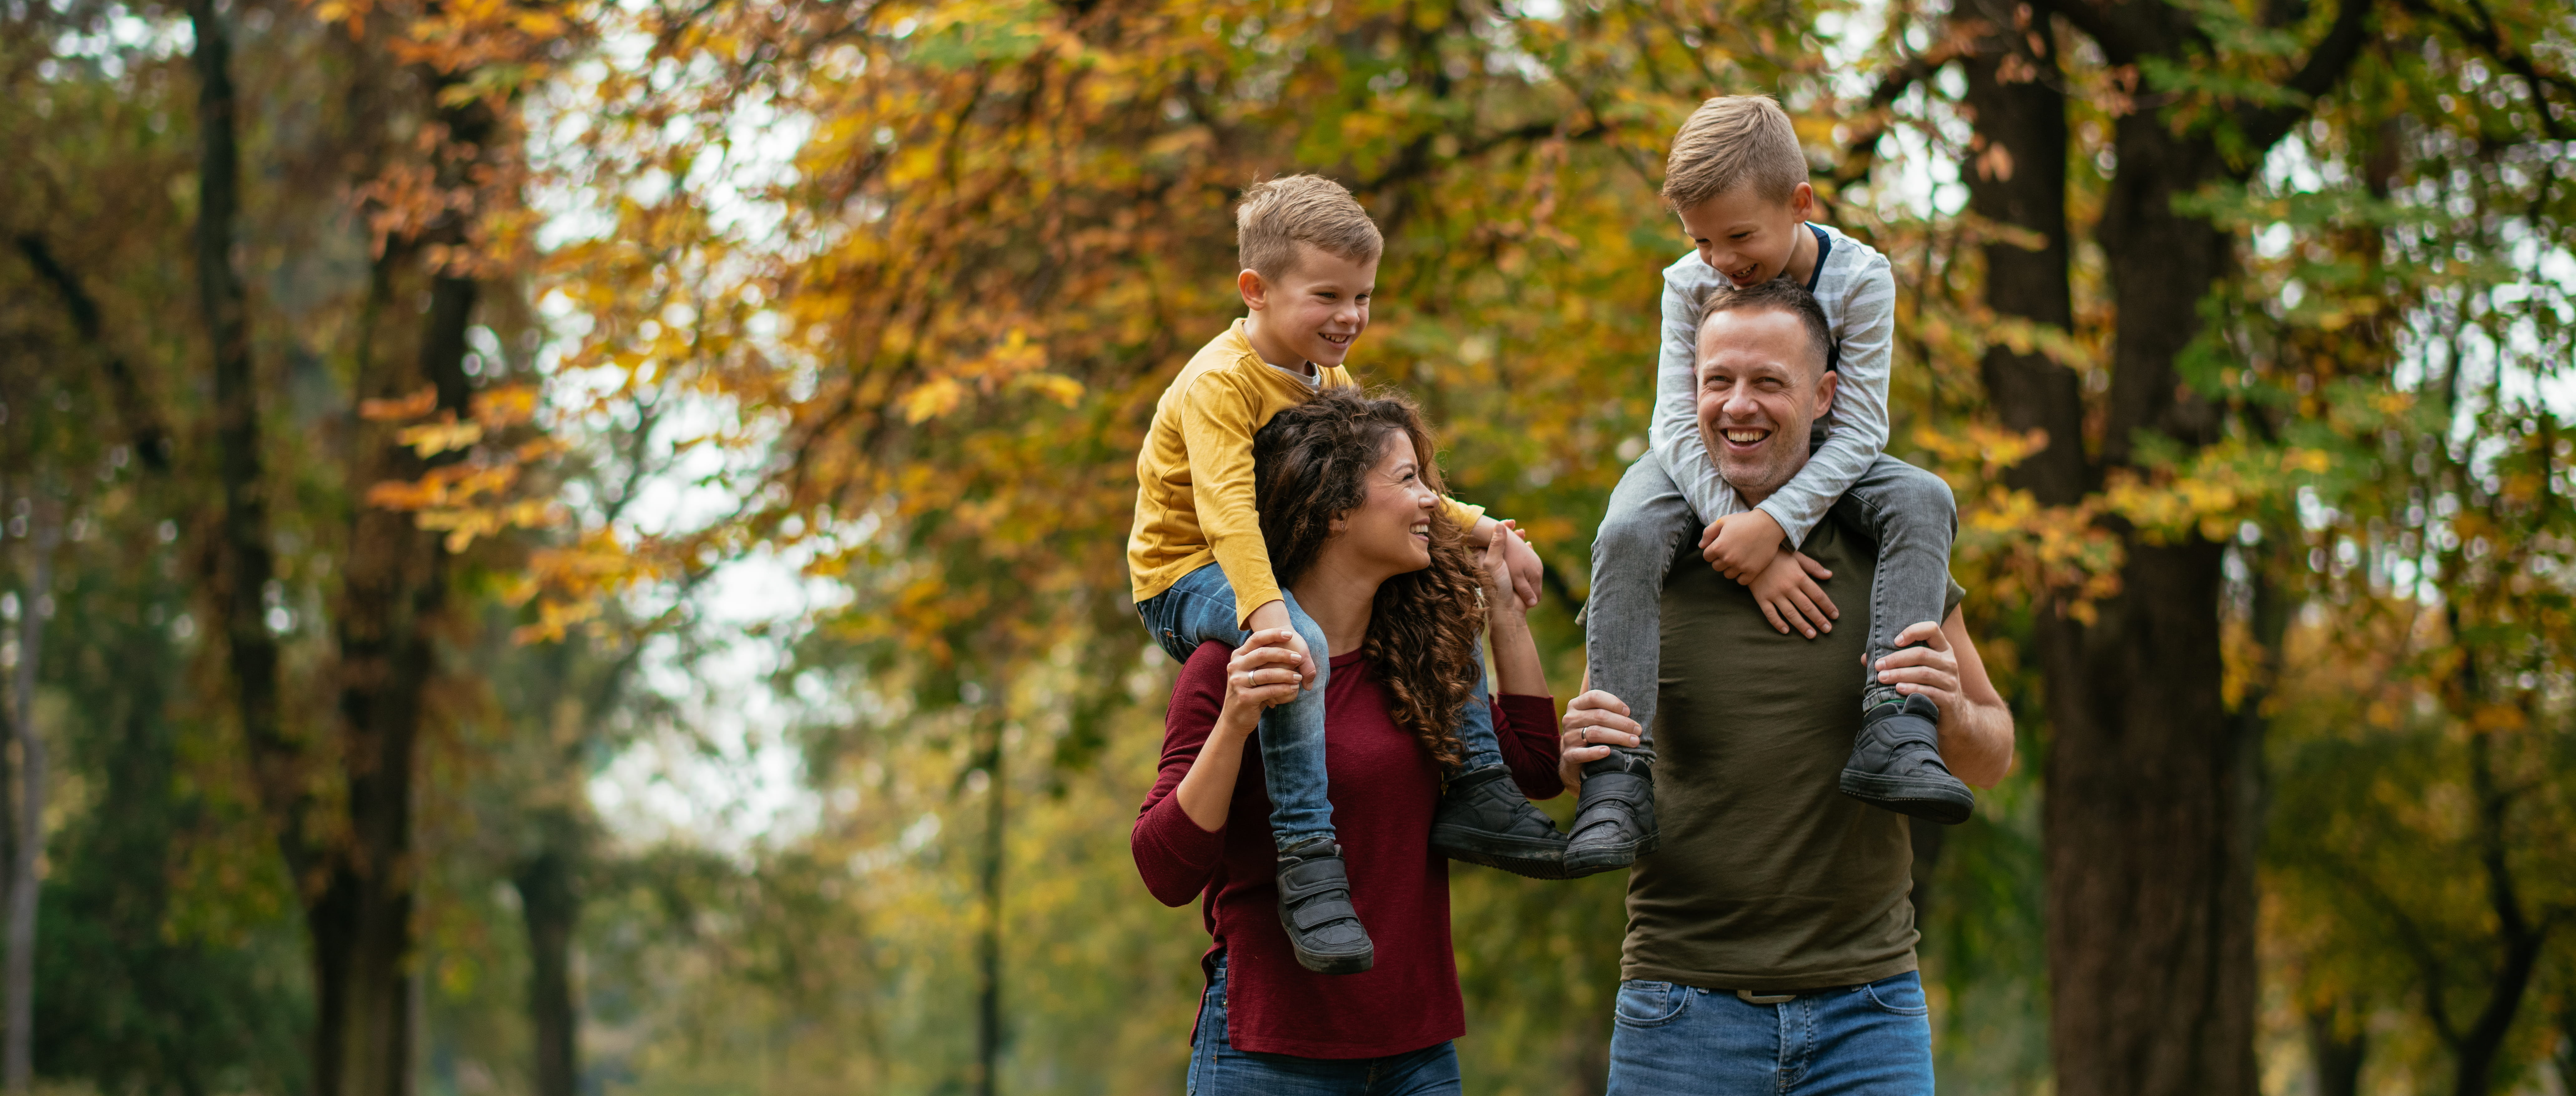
[
  {"x1": 2399, "y1": 0, "x2": 2576, "y2": 140},
  {"x1": 13, "y1": 235, "x2": 173, "y2": 471},
  {"x1": 2237, "y1": 0, "x2": 2376, "y2": 154}
]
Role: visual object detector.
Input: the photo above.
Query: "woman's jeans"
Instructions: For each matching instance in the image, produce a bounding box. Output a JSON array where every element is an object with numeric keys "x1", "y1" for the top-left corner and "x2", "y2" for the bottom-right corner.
[
  {"x1": 1187, "y1": 953, "x2": 1462, "y2": 1095},
  {"x1": 1604, "y1": 972, "x2": 1935, "y2": 1095},
  {"x1": 1585, "y1": 451, "x2": 1957, "y2": 756},
  {"x1": 1138, "y1": 562, "x2": 1504, "y2": 851}
]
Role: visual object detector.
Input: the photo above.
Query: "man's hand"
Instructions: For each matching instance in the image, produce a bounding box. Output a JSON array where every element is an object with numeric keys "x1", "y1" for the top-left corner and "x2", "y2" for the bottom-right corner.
[
  {"x1": 1701, "y1": 508, "x2": 1786, "y2": 583},
  {"x1": 1556, "y1": 689, "x2": 1642, "y2": 791},
  {"x1": 1749, "y1": 551, "x2": 1837, "y2": 638},
  {"x1": 1242, "y1": 599, "x2": 1317, "y2": 689},
  {"x1": 1874, "y1": 620, "x2": 1962, "y2": 720}
]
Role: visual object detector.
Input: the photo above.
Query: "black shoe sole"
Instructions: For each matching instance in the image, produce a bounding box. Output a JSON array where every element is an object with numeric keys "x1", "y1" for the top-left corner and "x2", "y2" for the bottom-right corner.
[
  {"x1": 1839, "y1": 770, "x2": 1974, "y2": 825},
  {"x1": 1561, "y1": 829, "x2": 1660, "y2": 878},
  {"x1": 1430, "y1": 826, "x2": 1571, "y2": 879},
  {"x1": 1290, "y1": 946, "x2": 1374, "y2": 976}
]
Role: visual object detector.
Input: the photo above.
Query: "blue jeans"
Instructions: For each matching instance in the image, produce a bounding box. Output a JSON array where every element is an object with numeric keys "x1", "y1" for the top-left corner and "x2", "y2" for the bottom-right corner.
[
  {"x1": 1138, "y1": 562, "x2": 1504, "y2": 851},
  {"x1": 1187, "y1": 953, "x2": 1462, "y2": 1095},
  {"x1": 1605, "y1": 972, "x2": 1934, "y2": 1095}
]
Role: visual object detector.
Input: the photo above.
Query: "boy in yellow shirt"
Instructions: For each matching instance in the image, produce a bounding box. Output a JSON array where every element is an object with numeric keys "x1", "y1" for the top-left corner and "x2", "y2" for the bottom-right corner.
[{"x1": 1130, "y1": 175, "x2": 1567, "y2": 975}]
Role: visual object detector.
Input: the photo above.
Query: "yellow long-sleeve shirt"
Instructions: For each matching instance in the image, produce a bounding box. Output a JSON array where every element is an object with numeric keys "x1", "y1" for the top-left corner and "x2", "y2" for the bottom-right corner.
[{"x1": 1129, "y1": 319, "x2": 1485, "y2": 625}]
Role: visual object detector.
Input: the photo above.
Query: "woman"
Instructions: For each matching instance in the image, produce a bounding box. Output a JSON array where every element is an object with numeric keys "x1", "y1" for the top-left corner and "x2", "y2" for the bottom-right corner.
[{"x1": 1131, "y1": 388, "x2": 1638, "y2": 1093}]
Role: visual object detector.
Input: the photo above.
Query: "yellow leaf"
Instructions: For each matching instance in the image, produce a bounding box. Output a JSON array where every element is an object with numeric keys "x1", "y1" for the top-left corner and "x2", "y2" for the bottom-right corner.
[
  {"x1": 360, "y1": 386, "x2": 440, "y2": 421},
  {"x1": 902, "y1": 376, "x2": 966, "y2": 423},
  {"x1": 398, "y1": 417, "x2": 485, "y2": 457}
]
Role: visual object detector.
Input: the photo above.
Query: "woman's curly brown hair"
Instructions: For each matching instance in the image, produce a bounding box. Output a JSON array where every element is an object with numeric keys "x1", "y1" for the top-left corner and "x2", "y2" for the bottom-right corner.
[{"x1": 1251, "y1": 387, "x2": 1486, "y2": 769}]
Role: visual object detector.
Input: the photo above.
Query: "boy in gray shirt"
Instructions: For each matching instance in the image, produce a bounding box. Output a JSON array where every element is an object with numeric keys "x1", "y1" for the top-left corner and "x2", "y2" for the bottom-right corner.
[{"x1": 1566, "y1": 95, "x2": 1973, "y2": 876}]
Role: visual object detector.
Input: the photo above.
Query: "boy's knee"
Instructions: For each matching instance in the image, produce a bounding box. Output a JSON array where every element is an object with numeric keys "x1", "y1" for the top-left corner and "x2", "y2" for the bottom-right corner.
[
  {"x1": 1593, "y1": 505, "x2": 1676, "y2": 566},
  {"x1": 1883, "y1": 463, "x2": 1957, "y2": 523}
]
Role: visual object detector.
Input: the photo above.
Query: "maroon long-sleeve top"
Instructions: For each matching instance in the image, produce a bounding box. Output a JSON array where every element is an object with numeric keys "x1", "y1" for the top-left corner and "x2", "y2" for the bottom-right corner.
[{"x1": 1132, "y1": 642, "x2": 1565, "y2": 1059}]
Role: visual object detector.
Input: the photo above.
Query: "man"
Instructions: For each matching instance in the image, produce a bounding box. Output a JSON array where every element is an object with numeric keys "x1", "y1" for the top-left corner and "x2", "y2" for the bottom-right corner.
[{"x1": 1558, "y1": 278, "x2": 2016, "y2": 1094}]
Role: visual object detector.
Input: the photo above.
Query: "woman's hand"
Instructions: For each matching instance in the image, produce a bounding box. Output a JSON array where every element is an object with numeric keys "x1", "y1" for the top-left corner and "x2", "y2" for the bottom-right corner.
[
  {"x1": 1217, "y1": 629, "x2": 1306, "y2": 738},
  {"x1": 1478, "y1": 519, "x2": 1530, "y2": 617},
  {"x1": 1557, "y1": 689, "x2": 1643, "y2": 790}
]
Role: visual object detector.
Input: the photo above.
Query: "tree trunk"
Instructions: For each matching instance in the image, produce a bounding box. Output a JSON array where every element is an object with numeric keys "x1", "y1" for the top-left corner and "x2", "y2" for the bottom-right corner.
[
  {"x1": 4, "y1": 496, "x2": 58, "y2": 1092},
  {"x1": 315, "y1": 259, "x2": 476, "y2": 1096},
  {"x1": 973, "y1": 719, "x2": 1005, "y2": 1096},
  {"x1": 2446, "y1": 727, "x2": 2551, "y2": 1096},
  {"x1": 2305, "y1": 1005, "x2": 2366, "y2": 1096},
  {"x1": 513, "y1": 842, "x2": 578, "y2": 1096},
  {"x1": 1975, "y1": 0, "x2": 2364, "y2": 1088},
  {"x1": 1958, "y1": 0, "x2": 2081, "y2": 507}
]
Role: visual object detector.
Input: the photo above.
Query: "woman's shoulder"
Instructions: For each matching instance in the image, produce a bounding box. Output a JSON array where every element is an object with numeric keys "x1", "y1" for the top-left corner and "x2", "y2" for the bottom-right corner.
[{"x1": 1176, "y1": 640, "x2": 1232, "y2": 692}]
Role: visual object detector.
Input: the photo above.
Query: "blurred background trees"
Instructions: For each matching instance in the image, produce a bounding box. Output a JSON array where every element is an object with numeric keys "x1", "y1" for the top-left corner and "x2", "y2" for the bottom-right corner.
[{"x1": 2, "y1": 0, "x2": 2569, "y2": 1093}]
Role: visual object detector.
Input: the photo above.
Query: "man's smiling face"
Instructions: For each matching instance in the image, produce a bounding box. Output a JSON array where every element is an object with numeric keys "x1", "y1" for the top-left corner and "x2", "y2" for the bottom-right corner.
[{"x1": 1695, "y1": 305, "x2": 1837, "y2": 504}]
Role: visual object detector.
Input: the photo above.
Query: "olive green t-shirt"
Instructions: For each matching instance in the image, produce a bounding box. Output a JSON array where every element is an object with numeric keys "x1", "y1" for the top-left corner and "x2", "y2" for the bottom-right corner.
[{"x1": 1619, "y1": 514, "x2": 1964, "y2": 993}]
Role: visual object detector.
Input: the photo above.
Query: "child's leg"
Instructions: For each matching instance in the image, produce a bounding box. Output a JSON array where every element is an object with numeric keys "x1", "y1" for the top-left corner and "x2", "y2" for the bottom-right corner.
[
  {"x1": 1147, "y1": 567, "x2": 1367, "y2": 971},
  {"x1": 1135, "y1": 563, "x2": 1338, "y2": 850},
  {"x1": 1430, "y1": 638, "x2": 1572, "y2": 879},
  {"x1": 1453, "y1": 640, "x2": 1503, "y2": 770},
  {"x1": 1828, "y1": 455, "x2": 1959, "y2": 715},
  {"x1": 1582, "y1": 453, "x2": 1703, "y2": 757},
  {"x1": 1830, "y1": 455, "x2": 1973, "y2": 826},
  {"x1": 1254, "y1": 592, "x2": 1336, "y2": 850}
]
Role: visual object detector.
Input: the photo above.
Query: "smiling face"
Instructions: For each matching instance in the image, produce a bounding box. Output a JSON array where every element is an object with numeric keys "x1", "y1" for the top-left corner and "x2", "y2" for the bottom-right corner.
[
  {"x1": 1696, "y1": 306, "x2": 1837, "y2": 505},
  {"x1": 1241, "y1": 243, "x2": 1378, "y2": 368},
  {"x1": 1676, "y1": 182, "x2": 1816, "y2": 289},
  {"x1": 1323, "y1": 429, "x2": 1440, "y2": 580}
]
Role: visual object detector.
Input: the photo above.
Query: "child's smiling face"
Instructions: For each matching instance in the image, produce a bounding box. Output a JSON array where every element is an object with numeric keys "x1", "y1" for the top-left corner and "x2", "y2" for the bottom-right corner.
[
  {"x1": 1243, "y1": 244, "x2": 1377, "y2": 368},
  {"x1": 1676, "y1": 182, "x2": 1817, "y2": 289}
]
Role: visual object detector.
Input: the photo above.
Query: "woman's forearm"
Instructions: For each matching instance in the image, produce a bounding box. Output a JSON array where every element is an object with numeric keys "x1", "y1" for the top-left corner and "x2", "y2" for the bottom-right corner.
[
  {"x1": 1172, "y1": 711, "x2": 1257, "y2": 832},
  {"x1": 1486, "y1": 603, "x2": 1547, "y2": 698}
]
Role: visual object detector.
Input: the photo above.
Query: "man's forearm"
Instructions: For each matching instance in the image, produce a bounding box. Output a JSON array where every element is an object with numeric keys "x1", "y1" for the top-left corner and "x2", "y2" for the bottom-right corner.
[{"x1": 1938, "y1": 702, "x2": 2013, "y2": 788}]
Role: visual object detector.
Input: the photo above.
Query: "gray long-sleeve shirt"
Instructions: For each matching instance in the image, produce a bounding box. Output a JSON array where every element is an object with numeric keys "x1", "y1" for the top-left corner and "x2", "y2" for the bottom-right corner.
[{"x1": 1648, "y1": 223, "x2": 1899, "y2": 543}]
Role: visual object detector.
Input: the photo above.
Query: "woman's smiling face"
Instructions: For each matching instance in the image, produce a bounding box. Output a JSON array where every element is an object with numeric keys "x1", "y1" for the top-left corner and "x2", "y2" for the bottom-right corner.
[{"x1": 1331, "y1": 430, "x2": 1440, "y2": 578}]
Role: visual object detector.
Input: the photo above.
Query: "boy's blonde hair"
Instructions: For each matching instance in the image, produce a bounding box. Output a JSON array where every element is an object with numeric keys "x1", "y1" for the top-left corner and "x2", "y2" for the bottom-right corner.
[
  {"x1": 1661, "y1": 95, "x2": 1809, "y2": 210},
  {"x1": 1236, "y1": 175, "x2": 1383, "y2": 281}
]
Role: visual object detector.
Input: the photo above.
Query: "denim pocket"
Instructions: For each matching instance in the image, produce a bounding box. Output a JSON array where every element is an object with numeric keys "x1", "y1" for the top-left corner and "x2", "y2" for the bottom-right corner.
[
  {"x1": 1861, "y1": 973, "x2": 1929, "y2": 1016},
  {"x1": 1613, "y1": 980, "x2": 1691, "y2": 1027}
]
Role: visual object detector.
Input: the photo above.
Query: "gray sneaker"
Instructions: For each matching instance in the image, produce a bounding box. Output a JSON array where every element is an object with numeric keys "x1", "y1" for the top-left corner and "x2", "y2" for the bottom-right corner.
[
  {"x1": 1840, "y1": 694, "x2": 1974, "y2": 824},
  {"x1": 1430, "y1": 764, "x2": 1569, "y2": 878},
  {"x1": 1275, "y1": 838, "x2": 1373, "y2": 975},
  {"x1": 1562, "y1": 754, "x2": 1657, "y2": 878}
]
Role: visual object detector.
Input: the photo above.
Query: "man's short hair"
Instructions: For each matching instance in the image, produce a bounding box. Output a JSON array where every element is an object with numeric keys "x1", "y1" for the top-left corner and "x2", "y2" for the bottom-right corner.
[
  {"x1": 1699, "y1": 279, "x2": 1834, "y2": 379},
  {"x1": 1237, "y1": 175, "x2": 1384, "y2": 282},
  {"x1": 1661, "y1": 95, "x2": 1809, "y2": 210}
]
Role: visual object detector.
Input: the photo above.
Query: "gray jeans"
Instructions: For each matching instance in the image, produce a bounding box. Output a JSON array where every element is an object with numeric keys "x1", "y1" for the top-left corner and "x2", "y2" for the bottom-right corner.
[{"x1": 1584, "y1": 451, "x2": 1958, "y2": 757}]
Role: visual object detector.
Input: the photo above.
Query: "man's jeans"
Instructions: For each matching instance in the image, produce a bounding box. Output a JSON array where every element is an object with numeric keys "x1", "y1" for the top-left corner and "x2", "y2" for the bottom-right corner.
[
  {"x1": 1138, "y1": 562, "x2": 1505, "y2": 851},
  {"x1": 1187, "y1": 952, "x2": 1462, "y2": 1095},
  {"x1": 1605, "y1": 972, "x2": 1934, "y2": 1095},
  {"x1": 1584, "y1": 451, "x2": 1957, "y2": 756}
]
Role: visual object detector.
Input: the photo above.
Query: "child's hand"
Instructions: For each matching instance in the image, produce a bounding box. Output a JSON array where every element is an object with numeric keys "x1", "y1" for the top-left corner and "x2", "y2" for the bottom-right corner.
[
  {"x1": 1242, "y1": 599, "x2": 1318, "y2": 689},
  {"x1": 1750, "y1": 551, "x2": 1837, "y2": 639},
  {"x1": 1219, "y1": 629, "x2": 1308, "y2": 735},
  {"x1": 1700, "y1": 509, "x2": 1785, "y2": 583}
]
